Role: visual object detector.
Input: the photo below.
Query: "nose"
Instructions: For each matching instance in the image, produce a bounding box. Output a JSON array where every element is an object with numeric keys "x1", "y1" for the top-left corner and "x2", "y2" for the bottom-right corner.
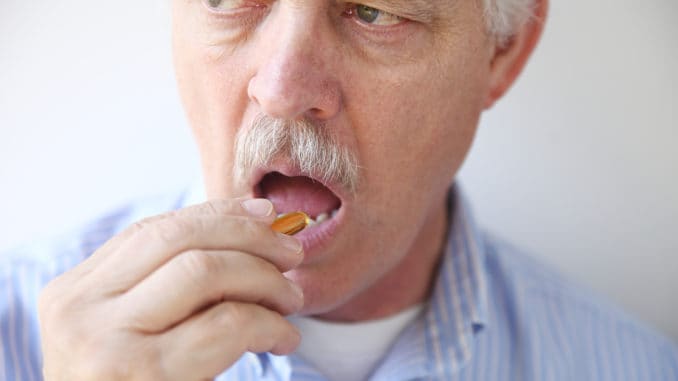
[{"x1": 247, "y1": 10, "x2": 341, "y2": 121}]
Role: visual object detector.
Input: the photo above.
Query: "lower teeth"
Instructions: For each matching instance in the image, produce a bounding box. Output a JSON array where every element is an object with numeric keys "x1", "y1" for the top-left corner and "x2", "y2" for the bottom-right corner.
[{"x1": 307, "y1": 208, "x2": 339, "y2": 227}]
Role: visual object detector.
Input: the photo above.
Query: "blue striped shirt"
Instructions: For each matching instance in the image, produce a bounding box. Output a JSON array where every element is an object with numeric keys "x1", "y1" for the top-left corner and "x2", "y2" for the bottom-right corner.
[{"x1": 1, "y1": 186, "x2": 677, "y2": 380}]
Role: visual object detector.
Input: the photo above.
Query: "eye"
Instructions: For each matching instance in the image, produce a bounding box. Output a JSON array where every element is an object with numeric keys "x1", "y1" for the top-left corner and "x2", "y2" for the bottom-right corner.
[{"x1": 346, "y1": 4, "x2": 404, "y2": 26}]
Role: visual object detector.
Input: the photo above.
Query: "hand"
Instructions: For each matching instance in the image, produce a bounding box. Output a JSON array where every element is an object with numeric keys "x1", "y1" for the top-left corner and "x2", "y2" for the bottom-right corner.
[{"x1": 38, "y1": 199, "x2": 304, "y2": 381}]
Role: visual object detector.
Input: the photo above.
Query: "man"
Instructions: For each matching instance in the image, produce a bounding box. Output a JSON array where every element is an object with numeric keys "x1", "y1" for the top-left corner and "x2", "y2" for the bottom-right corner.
[{"x1": 1, "y1": 0, "x2": 677, "y2": 380}]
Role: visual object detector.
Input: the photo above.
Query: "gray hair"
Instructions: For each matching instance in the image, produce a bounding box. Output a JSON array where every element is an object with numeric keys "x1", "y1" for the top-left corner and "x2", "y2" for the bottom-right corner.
[
  {"x1": 484, "y1": 0, "x2": 537, "y2": 46},
  {"x1": 234, "y1": 114, "x2": 360, "y2": 195}
]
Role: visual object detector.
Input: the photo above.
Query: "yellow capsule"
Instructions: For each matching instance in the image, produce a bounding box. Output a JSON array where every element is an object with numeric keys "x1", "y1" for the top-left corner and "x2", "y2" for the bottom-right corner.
[{"x1": 271, "y1": 211, "x2": 310, "y2": 236}]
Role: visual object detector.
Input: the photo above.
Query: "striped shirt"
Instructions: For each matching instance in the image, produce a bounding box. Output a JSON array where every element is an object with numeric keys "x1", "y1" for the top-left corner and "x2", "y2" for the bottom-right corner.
[{"x1": 1, "y1": 186, "x2": 677, "y2": 380}]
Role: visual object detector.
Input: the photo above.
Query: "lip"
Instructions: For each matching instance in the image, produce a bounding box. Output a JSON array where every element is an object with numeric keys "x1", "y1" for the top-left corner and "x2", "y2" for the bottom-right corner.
[
  {"x1": 292, "y1": 206, "x2": 345, "y2": 262},
  {"x1": 249, "y1": 163, "x2": 348, "y2": 261},
  {"x1": 249, "y1": 163, "x2": 349, "y2": 205}
]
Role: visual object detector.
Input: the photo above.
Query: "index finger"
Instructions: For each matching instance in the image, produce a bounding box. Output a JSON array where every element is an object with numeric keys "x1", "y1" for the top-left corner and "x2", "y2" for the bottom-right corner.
[
  {"x1": 90, "y1": 198, "x2": 274, "y2": 257},
  {"x1": 81, "y1": 199, "x2": 294, "y2": 284}
]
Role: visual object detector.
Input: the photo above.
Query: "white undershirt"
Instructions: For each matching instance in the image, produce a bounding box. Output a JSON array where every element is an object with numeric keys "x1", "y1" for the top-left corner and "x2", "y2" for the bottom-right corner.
[{"x1": 290, "y1": 305, "x2": 424, "y2": 381}]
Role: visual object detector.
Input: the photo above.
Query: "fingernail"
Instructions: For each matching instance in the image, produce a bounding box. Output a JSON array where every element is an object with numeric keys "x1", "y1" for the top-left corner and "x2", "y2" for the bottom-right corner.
[
  {"x1": 241, "y1": 199, "x2": 273, "y2": 217},
  {"x1": 288, "y1": 280, "x2": 304, "y2": 300},
  {"x1": 277, "y1": 233, "x2": 302, "y2": 253}
]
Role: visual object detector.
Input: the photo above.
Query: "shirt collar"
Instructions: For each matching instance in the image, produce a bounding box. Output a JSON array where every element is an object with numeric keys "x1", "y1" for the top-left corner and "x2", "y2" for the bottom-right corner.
[{"x1": 372, "y1": 184, "x2": 489, "y2": 380}]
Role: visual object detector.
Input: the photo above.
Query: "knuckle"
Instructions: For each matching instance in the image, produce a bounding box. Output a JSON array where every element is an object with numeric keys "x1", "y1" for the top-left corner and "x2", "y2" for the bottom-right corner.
[
  {"x1": 237, "y1": 218, "x2": 268, "y2": 239},
  {"x1": 177, "y1": 250, "x2": 219, "y2": 280},
  {"x1": 130, "y1": 212, "x2": 174, "y2": 232},
  {"x1": 249, "y1": 254, "x2": 279, "y2": 276},
  {"x1": 38, "y1": 278, "x2": 71, "y2": 326},
  {"x1": 187, "y1": 199, "x2": 233, "y2": 217},
  {"x1": 201, "y1": 199, "x2": 227, "y2": 215},
  {"x1": 152, "y1": 218, "x2": 196, "y2": 244},
  {"x1": 211, "y1": 303, "x2": 248, "y2": 332},
  {"x1": 39, "y1": 285, "x2": 168, "y2": 380}
]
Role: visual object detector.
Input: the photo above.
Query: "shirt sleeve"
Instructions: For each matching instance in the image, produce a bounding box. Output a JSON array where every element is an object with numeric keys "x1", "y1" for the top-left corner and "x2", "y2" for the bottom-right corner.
[{"x1": 1, "y1": 257, "x2": 48, "y2": 381}]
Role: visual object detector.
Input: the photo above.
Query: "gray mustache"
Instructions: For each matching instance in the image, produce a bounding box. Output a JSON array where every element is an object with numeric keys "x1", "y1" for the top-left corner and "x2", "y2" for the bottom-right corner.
[{"x1": 234, "y1": 114, "x2": 360, "y2": 195}]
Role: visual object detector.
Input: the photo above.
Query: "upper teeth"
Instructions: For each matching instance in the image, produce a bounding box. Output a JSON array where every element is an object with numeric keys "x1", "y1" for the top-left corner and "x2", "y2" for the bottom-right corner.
[{"x1": 278, "y1": 208, "x2": 340, "y2": 227}]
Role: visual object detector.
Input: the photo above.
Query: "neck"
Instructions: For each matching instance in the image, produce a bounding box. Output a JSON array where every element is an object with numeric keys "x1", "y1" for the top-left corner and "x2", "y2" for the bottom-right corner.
[{"x1": 316, "y1": 192, "x2": 450, "y2": 322}]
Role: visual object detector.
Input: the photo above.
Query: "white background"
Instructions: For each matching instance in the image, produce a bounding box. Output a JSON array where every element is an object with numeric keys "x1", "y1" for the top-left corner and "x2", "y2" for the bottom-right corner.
[{"x1": 1, "y1": 1, "x2": 676, "y2": 341}]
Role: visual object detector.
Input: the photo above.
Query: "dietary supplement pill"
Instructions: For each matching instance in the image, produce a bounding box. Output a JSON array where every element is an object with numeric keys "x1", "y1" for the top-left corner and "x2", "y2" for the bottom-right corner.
[{"x1": 271, "y1": 211, "x2": 310, "y2": 236}]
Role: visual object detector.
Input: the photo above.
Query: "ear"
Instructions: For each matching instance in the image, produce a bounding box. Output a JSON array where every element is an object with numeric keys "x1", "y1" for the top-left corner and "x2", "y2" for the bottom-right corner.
[{"x1": 484, "y1": 0, "x2": 548, "y2": 109}]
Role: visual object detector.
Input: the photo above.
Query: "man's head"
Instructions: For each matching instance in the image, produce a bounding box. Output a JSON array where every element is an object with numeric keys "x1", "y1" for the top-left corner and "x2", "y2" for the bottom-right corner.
[{"x1": 171, "y1": 0, "x2": 546, "y2": 319}]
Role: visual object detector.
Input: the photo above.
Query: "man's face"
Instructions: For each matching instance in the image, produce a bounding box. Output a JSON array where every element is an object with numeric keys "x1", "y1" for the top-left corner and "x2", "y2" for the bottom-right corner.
[{"x1": 172, "y1": 0, "x2": 493, "y2": 316}]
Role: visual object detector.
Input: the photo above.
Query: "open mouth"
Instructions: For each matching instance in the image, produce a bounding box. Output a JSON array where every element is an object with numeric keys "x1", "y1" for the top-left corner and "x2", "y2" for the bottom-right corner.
[{"x1": 254, "y1": 171, "x2": 343, "y2": 230}]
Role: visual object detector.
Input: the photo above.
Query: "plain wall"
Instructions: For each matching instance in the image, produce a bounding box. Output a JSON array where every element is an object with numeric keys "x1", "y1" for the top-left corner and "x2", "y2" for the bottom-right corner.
[{"x1": 1, "y1": 1, "x2": 676, "y2": 340}]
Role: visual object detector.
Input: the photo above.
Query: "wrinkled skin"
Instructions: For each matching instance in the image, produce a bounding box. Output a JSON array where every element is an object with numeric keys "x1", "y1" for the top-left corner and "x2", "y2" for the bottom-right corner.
[
  {"x1": 172, "y1": 0, "x2": 544, "y2": 320},
  {"x1": 39, "y1": 0, "x2": 546, "y2": 379}
]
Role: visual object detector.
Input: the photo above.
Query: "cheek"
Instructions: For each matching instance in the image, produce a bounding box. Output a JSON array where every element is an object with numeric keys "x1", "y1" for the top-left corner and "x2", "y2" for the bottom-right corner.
[
  {"x1": 173, "y1": 34, "x2": 254, "y2": 195},
  {"x1": 176, "y1": 53, "x2": 242, "y2": 142},
  {"x1": 350, "y1": 60, "x2": 486, "y2": 200}
]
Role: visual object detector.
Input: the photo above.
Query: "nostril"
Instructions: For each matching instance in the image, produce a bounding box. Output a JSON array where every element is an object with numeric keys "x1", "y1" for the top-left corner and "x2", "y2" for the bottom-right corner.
[
  {"x1": 247, "y1": 80, "x2": 261, "y2": 106},
  {"x1": 306, "y1": 102, "x2": 341, "y2": 121},
  {"x1": 248, "y1": 66, "x2": 341, "y2": 120}
]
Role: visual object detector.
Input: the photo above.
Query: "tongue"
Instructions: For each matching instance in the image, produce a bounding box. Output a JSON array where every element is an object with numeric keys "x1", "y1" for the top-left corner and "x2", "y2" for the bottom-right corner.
[{"x1": 259, "y1": 172, "x2": 341, "y2": 218}]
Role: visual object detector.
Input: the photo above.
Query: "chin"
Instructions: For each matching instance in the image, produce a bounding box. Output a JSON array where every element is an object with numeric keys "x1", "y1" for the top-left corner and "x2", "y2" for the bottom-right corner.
[{"x1": 284, "y1": 265, "x2": 356, "y2": 317}]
